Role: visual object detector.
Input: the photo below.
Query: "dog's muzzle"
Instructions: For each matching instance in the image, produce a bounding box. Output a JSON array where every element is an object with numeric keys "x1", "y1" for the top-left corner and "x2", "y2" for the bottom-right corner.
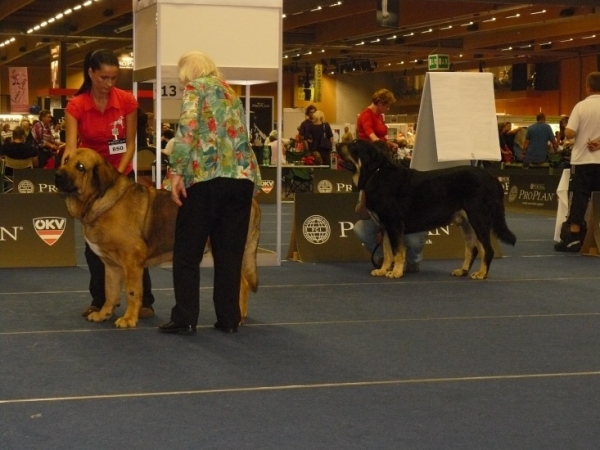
[{"x1": 55, "y1": 169, "x2": 77, "y2": 194}]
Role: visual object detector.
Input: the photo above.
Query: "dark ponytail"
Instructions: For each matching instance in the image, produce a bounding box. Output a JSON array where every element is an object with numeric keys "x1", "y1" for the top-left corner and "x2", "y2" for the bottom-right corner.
[{"x1": 75, "y1": 49, "x2": 120, "y2": 96}]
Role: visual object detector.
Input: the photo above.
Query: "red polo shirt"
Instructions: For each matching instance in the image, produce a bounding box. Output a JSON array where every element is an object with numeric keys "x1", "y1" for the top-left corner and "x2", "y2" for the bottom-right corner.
[{"x1": 65, "y1": 88, "x2": 138, "y2": 173}]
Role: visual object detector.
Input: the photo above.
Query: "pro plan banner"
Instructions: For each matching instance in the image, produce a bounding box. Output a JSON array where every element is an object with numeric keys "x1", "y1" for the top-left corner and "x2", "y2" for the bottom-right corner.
[
  {"x1": 289, "y1": 193, "x2": 501, "y2": 263},
  {"x1": 490, "y1": 171, "x2": 560, "y2": 214},
  {"x1": 12, "y1": 169, "x2": 58, "y2": 194},
  {"x1": 312, "y1": 170, "x2": 354, "y2": 194},
  {"x1": 9, "y1": 67, "x2": 30, "y2": 114},
  {"x1": 0, "y1": 194, "x2": 76, "y2": 268}
]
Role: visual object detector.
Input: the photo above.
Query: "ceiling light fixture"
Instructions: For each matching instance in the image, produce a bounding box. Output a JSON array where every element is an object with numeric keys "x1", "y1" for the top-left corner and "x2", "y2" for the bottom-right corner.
[
  {"x1": 114, "y1": 23, "x2": 133, "y2": 33},
  {"x1": 530, "y1": 10, "x2": 546, "y2": 15},
  {"x1": 403, "y1": 32, "x2": 414, "y2": 37},
  {"x1": 310, "y1": 6, "x2": 322, "y2": 12},
  {"x1": 370, "y1": 38, "x2": 380, "y2": 43},
  {"x1": 386, "y1": 35, "x2": 397, "y2": 40},
  {"x1": 560, "y1": 38, "x2": 573, "y2": 43},
  {"x1": 355, "y1": 41, "x2": 365, "y2": 46},
  {"x1": 582, "y1": 35, "x2": 597, "y2": 39},
  {"x1": 421, "y1": 28, "x2": 432, "y2": 34},
  {"x1": 440, "y1": 25, "x2": 452, "y2": 30},
  {"x1": 482, "y1": 18, "x2": 496, "y2": 23},
  {"x1": 506, "y1": 14, "x2": 521, "y2": 19},
  {"x1": 460, "y1": 21, "x2": 473, "y2": 27}
]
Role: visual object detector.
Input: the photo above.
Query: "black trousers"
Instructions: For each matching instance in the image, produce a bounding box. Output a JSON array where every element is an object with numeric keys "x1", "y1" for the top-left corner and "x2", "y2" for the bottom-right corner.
[
  {"x1": 170, "y1": 177, "x2": 254, "y2": 328},
  {"x1": 566, "y1": 164, "x2": 600, "y2": 226}
]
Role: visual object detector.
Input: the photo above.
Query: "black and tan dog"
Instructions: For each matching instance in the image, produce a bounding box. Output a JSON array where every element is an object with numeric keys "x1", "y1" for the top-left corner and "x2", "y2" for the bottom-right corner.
[
  {"x1": 339, "y1": 140, "x2": 516, "y2": 279},
  {"x1": 55, "y1": 148, "x2": 261, "y2": 328}
]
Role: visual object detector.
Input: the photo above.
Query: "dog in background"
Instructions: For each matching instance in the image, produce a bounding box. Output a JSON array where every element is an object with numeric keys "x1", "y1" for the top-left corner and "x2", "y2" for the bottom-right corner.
[
  {"x1": 55, "y1": 148, "x2": 261, "y2": 328},
  {"x1": 338, "y1": 140, "x2": 516, "y2": 279}
]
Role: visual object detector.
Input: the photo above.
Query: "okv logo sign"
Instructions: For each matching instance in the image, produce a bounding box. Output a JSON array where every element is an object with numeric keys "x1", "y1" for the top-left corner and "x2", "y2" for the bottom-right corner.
[
  {"x1": 261, "y1": 179, "x2": 275, "y2": 194},
  {"x1": 33, "y1": 217, "x2": 67, "y2": 246},
  {"x1": 302, "y1": 215, "x2": 331, "y2": 244}
]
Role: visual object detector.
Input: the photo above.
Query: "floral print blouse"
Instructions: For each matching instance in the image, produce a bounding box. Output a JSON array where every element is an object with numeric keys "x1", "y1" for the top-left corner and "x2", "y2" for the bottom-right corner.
[{"x1": 170, "y1": 75, "x2": 262, "y2": 193}]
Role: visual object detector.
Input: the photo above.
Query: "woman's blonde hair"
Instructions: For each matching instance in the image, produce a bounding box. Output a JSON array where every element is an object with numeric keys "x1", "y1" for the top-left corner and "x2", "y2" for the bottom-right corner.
[
  {"x1": 178, "y1": 51, "x2": 222, "y2": 84},
  {"x1": 371, "y1": 88, "x2": 396, "y2": 106},
  {"x1": 312, "y1": 110, "x2": 325, "y2": 122}
]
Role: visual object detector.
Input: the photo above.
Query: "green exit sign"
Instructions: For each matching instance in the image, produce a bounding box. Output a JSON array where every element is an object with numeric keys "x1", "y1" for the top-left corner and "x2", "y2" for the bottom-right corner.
[{"x1": 428, "y1": 54, "x2": 450, "y2": 71}]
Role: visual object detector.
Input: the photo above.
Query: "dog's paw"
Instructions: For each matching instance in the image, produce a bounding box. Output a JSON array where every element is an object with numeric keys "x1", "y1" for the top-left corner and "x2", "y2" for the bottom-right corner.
[
  {"x1": 114, "y1": 317, "x2": 138, "y2": 328},
  {"x1": 451, "y1": 269, "x2": 469, "y2": 277},
  {"x1": 371, "y1": 268, "x2": 387, "y2": 277},
  {"x1": 86, "y1": 311, "x2": 112, "y2": 322},
  {"x1": 386, "y1": 269, "x2": 404, "y2": 279},
  {"x1": 470, "y1": 271, "x2": 488, "y2": 280}
]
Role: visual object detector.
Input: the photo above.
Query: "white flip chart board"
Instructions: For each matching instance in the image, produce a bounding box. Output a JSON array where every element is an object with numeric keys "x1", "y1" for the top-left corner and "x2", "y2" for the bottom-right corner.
[{"x1": 411, "y1": 72, "x2": 500, "y2": 171}]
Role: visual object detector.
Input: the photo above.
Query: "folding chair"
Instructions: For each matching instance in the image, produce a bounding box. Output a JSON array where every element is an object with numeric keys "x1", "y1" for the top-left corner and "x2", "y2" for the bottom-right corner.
[
  {"x1": 285, "y1": 166, "x2": 313, "y2": 196},
  {"x1": 282, "y1": 151, "x2": 312, "y2": 196},
  {"x1": 2, "y1": 156, "x2": 34, "y2": 193}
]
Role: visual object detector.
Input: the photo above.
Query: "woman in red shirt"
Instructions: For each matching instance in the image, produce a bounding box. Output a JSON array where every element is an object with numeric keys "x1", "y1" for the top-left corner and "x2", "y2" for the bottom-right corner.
[
  {"x1": 356, "y1": 88, "x2": 398, "y2": 153},
  {"x1": 63, "y1": 49, "x2": 155, "y2": 319}
]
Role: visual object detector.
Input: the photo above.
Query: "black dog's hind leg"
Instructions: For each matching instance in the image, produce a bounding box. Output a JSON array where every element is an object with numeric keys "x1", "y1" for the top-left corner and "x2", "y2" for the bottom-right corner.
[
  {"x1": 464, "y1": 212, "x2": 495, "y2": 279},
  {"x1": 452, "y1": 211, "x2": 478, "y2": 277}
]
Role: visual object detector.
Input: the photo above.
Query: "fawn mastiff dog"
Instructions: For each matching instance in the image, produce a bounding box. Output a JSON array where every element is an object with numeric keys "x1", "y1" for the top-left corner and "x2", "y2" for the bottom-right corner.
[{"x1": 55, "y1": 148, "x2": 261, "y2": 328}]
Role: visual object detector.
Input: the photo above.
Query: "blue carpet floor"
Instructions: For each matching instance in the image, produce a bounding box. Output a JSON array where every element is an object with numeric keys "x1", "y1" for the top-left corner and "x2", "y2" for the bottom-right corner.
[{"x1": 1, "y1": 207, "x2": 600, "y2": 449}]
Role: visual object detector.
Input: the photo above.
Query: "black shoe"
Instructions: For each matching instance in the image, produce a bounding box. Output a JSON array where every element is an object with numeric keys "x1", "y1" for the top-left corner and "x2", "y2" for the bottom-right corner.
[
  {"x1": 158, "y1": 321, "x2": 196, "y2": 335},
  {"x1": 554, "y1": 239, "x2": 582, "y2": 252},
  {"x1": 214, "y1": 322, "x2": 238, "y2": 334}
]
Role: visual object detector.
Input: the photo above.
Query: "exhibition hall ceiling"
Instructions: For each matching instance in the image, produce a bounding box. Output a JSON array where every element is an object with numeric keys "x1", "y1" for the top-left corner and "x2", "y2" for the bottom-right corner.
[{"x1": 0, "y1": 0, "x2": 598, "y2": 77}]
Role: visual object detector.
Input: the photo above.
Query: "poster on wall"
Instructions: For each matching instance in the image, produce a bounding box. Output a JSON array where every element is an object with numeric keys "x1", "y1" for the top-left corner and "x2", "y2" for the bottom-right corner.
[
  {"x1": 9, "y1": 67, "x2": 29, "y2": 114},
  {"x1": 241, "y1": 96, "x2": 274, "y2": 146}
]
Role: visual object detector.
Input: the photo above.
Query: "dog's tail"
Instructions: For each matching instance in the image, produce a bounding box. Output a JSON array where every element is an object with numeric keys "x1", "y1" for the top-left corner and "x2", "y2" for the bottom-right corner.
[
  {"x1": 491, "y1": 183, "x2": 517, "y2": 246},
  {"x1": 242, "y1": 200, "x2": 261, "y2": 292}
]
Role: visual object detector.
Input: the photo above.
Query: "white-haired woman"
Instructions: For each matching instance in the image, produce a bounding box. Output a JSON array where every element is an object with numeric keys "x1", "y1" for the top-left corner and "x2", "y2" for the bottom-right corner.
[
  {"x1": 306, "y1": 110, "x2": 334, "y2": 165},
  {"x1": 159, "y1": 51, "x2": 262, "y2": 335}
]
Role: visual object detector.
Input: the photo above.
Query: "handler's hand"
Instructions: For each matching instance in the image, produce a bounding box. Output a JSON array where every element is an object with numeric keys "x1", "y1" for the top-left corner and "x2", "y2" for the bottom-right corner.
[
  {"x1": 170, "y1": 174, "x2": 187, "y2": 207},
  {"x1": 587, "y1": 139, "x2": 600, "y2": 152}
]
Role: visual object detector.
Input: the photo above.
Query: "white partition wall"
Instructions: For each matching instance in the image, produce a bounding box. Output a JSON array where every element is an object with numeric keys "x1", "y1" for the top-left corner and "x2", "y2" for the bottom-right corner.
[{"x1": 133, "y1": 0, "x2": 283, "y2": 265}]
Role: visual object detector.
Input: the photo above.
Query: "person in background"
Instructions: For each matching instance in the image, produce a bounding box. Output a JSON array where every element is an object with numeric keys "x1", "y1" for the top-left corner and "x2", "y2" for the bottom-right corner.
[
  {"x1": 298, "y1": 105, "x2": 316, "y2": 152},
  {"x1": 1, "y1": 123, "x2": 13, "y2": 144},
  {"x1": 307, "y1": 110, "x2": 334, "y2": 165},
  {"x1": 356, "y1": 88, "x2": 398, "y2": 153},
  {"x1": 0, "y1": 126, "x2": 38, "y2": 170},
  {"x1": 20, "y1": 119, "x2": 34, "y2": 146},
  {"x1": 161, "y1": 128, "x2": 174, "y2": 150},
  {"x1": 341, "y1": 124, "x2": 354, "y2": 143},
  {"x1": 159, "y1": 51, "x2": 261, "y2": 336},
  {"x1": 63, "y1": 48, "x2": 156, "y2": 319},
  {"x1": 555, "y1": 72, "x2": 600, "y2": 252},
  {"x1": 32, "y1": 110, "x2": 62, "y2": 168},
  {"x1": 522, "y1": 112, "x2": 558, "y2": 165},
  {"x1": 267, "y1": 130, "x2": 286, "y2": 165}
]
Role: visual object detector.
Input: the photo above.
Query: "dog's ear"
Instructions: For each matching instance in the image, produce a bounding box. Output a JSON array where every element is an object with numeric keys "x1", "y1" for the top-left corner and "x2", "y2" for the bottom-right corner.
[{"x1": 92, "y1": 159, "x2": 117, "y2": 198}]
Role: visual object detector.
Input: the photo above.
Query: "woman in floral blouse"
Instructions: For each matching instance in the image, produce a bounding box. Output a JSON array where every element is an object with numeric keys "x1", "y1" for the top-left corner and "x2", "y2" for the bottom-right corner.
[{"x1": 159, "y1": 51, "x2": 261, "y2": 336}]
